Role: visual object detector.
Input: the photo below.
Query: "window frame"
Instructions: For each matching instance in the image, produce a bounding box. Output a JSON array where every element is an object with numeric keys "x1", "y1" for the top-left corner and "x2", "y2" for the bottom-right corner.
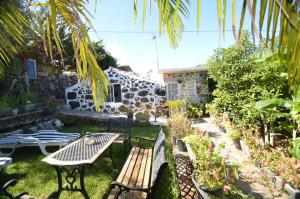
[{"x1": 107, "y1": 83, "x2": 122, "y2": 103}]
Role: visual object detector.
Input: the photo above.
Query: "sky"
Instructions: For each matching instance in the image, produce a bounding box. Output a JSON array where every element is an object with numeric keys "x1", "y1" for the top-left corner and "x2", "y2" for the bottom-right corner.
[{"x1": 86, "y1": 1, "x2": 255, "y2": 76}]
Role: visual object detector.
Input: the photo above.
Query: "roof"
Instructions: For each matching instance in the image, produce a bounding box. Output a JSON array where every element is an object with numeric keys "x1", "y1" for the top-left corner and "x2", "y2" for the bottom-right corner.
[
  {"x1": 158, "y1": 66, "x2": 208, "y2": 73},
  {"x1": 105, "y1": 67, "x2": 165, "y2": 86}
]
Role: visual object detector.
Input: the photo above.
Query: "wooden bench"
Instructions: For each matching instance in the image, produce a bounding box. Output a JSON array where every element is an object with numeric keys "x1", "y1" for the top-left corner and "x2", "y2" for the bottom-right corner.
[{"x1": 108, "y1": 129, "x2": 167, "y2": 199}]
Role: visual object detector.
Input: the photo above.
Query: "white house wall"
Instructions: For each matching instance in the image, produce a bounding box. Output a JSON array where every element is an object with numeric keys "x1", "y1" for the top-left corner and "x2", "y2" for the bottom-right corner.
[{"x1": 65, "y1": 67, "x2": 167, "y2": 116}]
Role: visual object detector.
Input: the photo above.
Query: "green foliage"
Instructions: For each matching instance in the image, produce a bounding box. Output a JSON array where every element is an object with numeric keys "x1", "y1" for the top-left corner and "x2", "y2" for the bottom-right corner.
[
  {"x1": 289, "y1": 138, "x2": 300, "y2": 160},
  {"x1": 187, "y1": 103, "x2": 203, "y2": 118},
  {"x1": 164, "y1": 99, "x2": 186, "y2": 114},
  {"x1": 184, "y1": 134, "x2": 241, "y2": 195},
  {"x1": 224, "y1": 122, "x2": 241, "y2": 142},
  {"x1": 208, "y1": 33, "x2": 288, "y2": 126},
  {"x1": 19, "y1": 91, "x2": 39, "y2": 105},
  {"x1": 0, "y1": 94, "x2": 18, "y2": 108},
  {"x1": 135, "y1": 110, "x2": 150, "y2": 121}
]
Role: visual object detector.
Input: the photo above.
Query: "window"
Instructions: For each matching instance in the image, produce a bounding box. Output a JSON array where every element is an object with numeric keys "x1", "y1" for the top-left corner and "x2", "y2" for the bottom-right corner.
[
  {"x1": 185, "y1": 81, "x2": 196, "y2": 95},
  {"x1": 107, "y1": 84, "x2": 122, "y2": 103},
  {"x1": 26, "y1": 59, "x2": 37, "y2": 78},
  {"x1": 167, "y1": 83, "x2": 178, "y2": 100}
]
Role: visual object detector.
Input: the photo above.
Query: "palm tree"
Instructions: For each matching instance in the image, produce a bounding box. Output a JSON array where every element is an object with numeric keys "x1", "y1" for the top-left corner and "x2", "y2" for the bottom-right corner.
[{"x1": 0, "y1": 0, "x2": 299, "y2": 111}]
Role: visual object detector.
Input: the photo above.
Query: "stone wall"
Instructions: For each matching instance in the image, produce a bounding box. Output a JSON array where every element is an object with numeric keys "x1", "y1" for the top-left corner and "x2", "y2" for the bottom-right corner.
[
  {"x1": 162, "y1": 70, "x2": 208, "y2": 105},
  {"x1": 66, "y1": 67, "x2": 167, "y2": 116},
  {"x1": 5, "y1": 75, "x2": 77, "y2": 102}
]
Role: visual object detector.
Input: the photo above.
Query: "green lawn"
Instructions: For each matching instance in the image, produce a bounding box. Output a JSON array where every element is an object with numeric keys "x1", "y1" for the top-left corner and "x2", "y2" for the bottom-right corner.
[{"x1": 0, "y1": 122, "x2": 179, "y2": 199}]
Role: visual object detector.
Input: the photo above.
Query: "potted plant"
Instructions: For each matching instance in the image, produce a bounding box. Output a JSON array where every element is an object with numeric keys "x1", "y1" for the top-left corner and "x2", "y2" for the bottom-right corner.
[
  {"x1": 18, "y1": 91, "x2": 39, "y2": 113},
  {"x1": 135, "y1": 110, "x2": 150, "y2": 123},
  {"x1": 185, "y1": 134, "x2": 244, "y2": 198}
]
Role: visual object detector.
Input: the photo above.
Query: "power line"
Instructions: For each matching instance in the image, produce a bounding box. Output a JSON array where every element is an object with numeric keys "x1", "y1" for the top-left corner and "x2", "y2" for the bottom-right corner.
[{"x1": 88, "y1": 29, "x2": 278, "y2": 34}]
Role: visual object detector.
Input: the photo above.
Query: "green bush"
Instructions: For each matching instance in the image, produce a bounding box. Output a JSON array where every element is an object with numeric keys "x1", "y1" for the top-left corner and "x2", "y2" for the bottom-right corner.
[
  {"x1": 208, "y1": 33, "x2": 288, "y2": 126},
  {"x1": 187, "y1": 103, "x2": 203, "y2": 118},
  {"x1": 19, "y1": 91, "x2": 39, "y2": 105},
  {"x1": 0, "y1": 94, "x2": 18, "y2": 108}
]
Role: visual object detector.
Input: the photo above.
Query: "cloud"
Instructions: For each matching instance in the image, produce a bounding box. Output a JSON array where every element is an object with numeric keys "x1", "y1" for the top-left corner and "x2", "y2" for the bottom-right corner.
[{"x1": 106, "y1": 41, "x2": 126, "y2": 63}]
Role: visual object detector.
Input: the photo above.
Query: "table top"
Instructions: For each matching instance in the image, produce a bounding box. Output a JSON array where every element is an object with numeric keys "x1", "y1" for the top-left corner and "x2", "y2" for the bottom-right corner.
[{"x1": 42, "y1": 133, "x2": 119, "y2": 166}]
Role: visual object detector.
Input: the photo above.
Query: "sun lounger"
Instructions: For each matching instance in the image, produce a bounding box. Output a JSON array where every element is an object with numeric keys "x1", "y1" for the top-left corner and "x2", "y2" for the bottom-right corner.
[
  {"x1": 0, "y1": 157, "x2": 12, "y2": 172},
  {"x1": 0, "y1": 130, "x2": 80, "y2": 156}
]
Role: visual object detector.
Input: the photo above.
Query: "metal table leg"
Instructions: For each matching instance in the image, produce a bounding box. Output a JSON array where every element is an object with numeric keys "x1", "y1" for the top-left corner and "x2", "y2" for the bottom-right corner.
[
  {"x1": 109, "y1": 145, "x2": 116, "y2": 169},
  {"x1": 50, "y1": 165, "x2": 90, "y2": 199}
]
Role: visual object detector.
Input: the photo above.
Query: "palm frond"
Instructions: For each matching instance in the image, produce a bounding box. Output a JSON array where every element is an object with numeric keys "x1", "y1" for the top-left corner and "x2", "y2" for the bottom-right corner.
[
  {"x1": 35, "y1": 0, "x2": 108, "y2": 111},
  {"x1": 0, "y1": 1, "x2": 28, "y2": 78}
]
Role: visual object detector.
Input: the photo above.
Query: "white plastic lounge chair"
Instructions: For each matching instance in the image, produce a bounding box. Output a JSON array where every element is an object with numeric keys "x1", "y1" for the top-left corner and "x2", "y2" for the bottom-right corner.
[
  {"x1": 0, "y1": 157, "x2": 12, "y2": 172},
  {"x1": 0, "y1": 130, "x2": 80, "y2": 156}
]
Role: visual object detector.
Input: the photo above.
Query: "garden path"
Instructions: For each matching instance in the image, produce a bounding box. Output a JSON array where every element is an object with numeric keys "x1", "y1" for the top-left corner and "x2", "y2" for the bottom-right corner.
[{"x1": 192, "y1": 117, "x2": 289, "y2": 199}]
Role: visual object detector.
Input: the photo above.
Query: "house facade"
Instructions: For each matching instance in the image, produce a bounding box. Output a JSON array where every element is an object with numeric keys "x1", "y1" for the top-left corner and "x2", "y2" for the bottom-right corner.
[
  {"x1": 65, "y1": 67, "x2": 166, "y2": 116},
  {"x1": 159, "y1": 66, "x2": 208, "y2": 105}
]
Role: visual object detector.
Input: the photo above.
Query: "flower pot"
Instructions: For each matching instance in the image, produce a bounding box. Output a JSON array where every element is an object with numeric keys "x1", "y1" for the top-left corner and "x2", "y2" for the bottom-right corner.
[
  {"x1": 284, "y1": 183, "x2": 300, "y2": 199},
  {"x1": 191, "y1": 171, "x2": 223, "y2": 199},
  {"x1": 177, "y1": 139, "x2": 187, "y2": 152},
  {"x1": 0, "y1": 107, "x2": 11, "y2": 117}
]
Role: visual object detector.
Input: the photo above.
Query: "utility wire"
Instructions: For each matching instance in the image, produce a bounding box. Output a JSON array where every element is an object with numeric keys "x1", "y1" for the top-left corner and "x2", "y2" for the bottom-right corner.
[{"x1": 88, "y1": 29, "x2": 278, "y2": 34}]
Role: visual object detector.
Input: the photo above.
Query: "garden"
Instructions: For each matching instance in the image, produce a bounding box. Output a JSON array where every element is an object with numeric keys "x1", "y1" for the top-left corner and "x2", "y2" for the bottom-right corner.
[
  {"x1": 1, "y1": 120, "x2": 179, "y2": 199},
  {"x1": 164, "y1": 33, "x2": 300, "y2": 198}
]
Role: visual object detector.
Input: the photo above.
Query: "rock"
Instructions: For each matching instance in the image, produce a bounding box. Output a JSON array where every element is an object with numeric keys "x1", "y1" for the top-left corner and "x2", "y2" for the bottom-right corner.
[
  {"x1": 124, "y1": 93, "x2": 134, "y2": 99},
  {"x1": 122, "y1": 88, "x2": 128, "y2": 92},
  {"x1": 135, "y1": 102, "x2": 141, "y2": 107},
  {"x1": 141, "y1": 98, "x2": 149, "y2": 103},
  {"x1": 67, "y1": 92, "x2": 77, "y2": 100},
  {"x1": 69, "y1": 101, "x2": 80, "y2": 109},
  {"x1": 118, "y1": 105, "x2": 129, "y2": 113},
  {"x1": 53, "y1": 119, "x2": 64, "y2": 128},
  {"x1": 123, "y1": 100, "x2": 129, "y2": 105},
  {"x1": 85, "y1": 95, "x2": 93, "y2": 100},
  {"x1": 138, "y1": 90, "x2": 148, "y2": 96},
  {"x1": 130, "y1": 87, "x2": 138, "y2": 92}
]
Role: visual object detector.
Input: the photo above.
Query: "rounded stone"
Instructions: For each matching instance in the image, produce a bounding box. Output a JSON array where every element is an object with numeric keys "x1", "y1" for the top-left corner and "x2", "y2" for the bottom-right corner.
[
  {"x1": 118, "y1": 105, "x2": 129, "y2": 113},
  {"x1": 124, "y1": 93, "x2": 134, "y2": 99},
  {"x1": 138, "y1": 90, "x2": 148, "y2": 96},
  {"x1": 67, "y1": 92, "x2": 77, "y2": 100},
  {"x1": 123, "y1": 100, "x2": 129, "y2": 105},
  {"x1": 141, "y1": 98, "x2": 149, "y2": 103}
]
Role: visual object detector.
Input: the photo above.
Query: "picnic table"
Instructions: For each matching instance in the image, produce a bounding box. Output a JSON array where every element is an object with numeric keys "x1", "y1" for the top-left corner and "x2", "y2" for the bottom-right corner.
[{"x1": 42, "y1": 133, "x2": 119, "y2": 199}]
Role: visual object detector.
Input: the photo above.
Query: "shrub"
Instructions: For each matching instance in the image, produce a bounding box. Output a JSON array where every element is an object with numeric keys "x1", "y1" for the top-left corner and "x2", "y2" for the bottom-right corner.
[
  {"x1": 187, "y1": 103, "x2": 203, "y2": 119},
  {"x1": 164, "y1": 99, "x2": 186, "y2": 115},
  {"x1": 19, "y1": 91, "x2": 39, "y2": 105},
  {"x1": 135, "y1": 111, "x2": 150, "y2": 122},
  {"x1": 0, "y1": 94, "x2": 18, "y2": 108},
  {"x1": 184, "y1": 134, "x2": 242, "y2": 196},
  {"x1": 167, "y1": 112, "x2": 191, "y2": 139},
  {"x1": 208, "y1": 33, "x2": 288, "y2": 127}
]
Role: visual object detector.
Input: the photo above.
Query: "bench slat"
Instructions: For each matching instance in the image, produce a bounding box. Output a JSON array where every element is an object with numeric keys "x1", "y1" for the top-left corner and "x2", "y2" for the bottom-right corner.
[
  {"x1": 136, "y1": 149, "x2": 149, "y2": 188},
  {"x1": 121, "y1": 147, "x2": 140, "y2": 185},
  {"x1": 128, "y1": 148, "x2": 144, "y2": 187},
  {"x1": 143, "y1": 149, "x2": 152, "y2": 189},
  {"x1": 116, "y1": 147, "x2": 137, "y2": 183}
]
